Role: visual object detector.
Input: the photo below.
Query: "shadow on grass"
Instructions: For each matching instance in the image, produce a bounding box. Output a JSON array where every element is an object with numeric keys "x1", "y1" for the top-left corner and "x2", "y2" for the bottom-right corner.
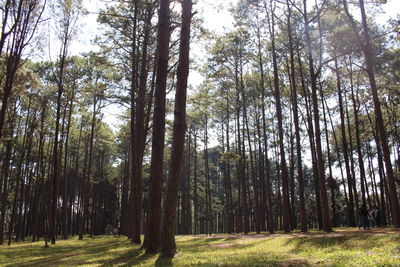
[
  {"x1": 3, "y1": 231, "x2": 398, "y2": 267},
  {"x1": 177, "y1": 237, "x2": 229, "y2": 248},
  {"x1": 1, "y1": 236, "x2": 141, "y2": 267},
  {"x1": 175, "y1": 236, "x2": 311, "y2": 266},
  {"x1": 288, "y1": 233, "x2": 381, "y2": 252},
  {"x1": 155, "y1": 257, "x2": 173, "y2": 267},
  {"x1": 97, "y1": 248, "x2": 154, "y2": 267}
]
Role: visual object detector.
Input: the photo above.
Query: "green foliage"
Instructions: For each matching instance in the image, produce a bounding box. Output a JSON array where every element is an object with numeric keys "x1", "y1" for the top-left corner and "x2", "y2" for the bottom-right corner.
[{"x1": 220, "y1": 151, "x2": 240, "y2": 162}]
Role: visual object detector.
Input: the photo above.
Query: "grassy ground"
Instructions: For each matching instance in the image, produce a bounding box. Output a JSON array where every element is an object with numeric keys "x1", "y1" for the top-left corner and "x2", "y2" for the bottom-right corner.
[{"x1": 0, "y1": 228, "x2": 399, "y2": 266}]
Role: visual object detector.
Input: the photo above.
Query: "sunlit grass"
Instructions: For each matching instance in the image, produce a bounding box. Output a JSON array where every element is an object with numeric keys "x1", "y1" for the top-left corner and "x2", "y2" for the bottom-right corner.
[{"x1": 0, "y1": 228, "x2": 399, "y2": 266}]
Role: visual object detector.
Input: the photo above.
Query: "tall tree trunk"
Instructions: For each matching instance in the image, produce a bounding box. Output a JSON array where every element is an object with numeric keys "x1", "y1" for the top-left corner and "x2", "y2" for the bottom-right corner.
[
  {"x1": 204, "y1": 122, "x2": 212, "y2": 235},
  {"x1": 144, "y1": 0, "x2": 170, "y2": 252},
  {"x1": 132, "y1": 2, "x2": 154, "y2": 247},
  {"x1": 324, "y1": 97, "x2": 350, "y2": 216},
  {"x1": 298, "y1": 51, "x2": 323, "y2": 229},
  {"x1": 241, "y1": 78, "x2": 261, "y2": 234},
  {"x1": 334, "y1": 56, "x2": 356, "y2": 226},
  {"x1": 224, "y1": 98, "x2": 234, "y2": 233},
  {"x1": 128, "y1": 0, "x2": 139, "y2": 241},
  {"x1": 0, "y1": 104, "x2": 17, "y2": 245},
  {"x1": 235, "y1": 65, "x2": 243, "y2": 234},
  {"x1": 344, "y1": 93, "x2": 360, "y2": 215},
  {"x1": 182, "y1": 133, "x2": 192, "y2": 234},
  {"x1": 62, "y1": 92, "x2": 74, "y2": 239},
  {"x1": 0, "y1": 0, "x2": 44, "y2": 141},
  {"x1": 320, "y1": 86, "x2": 336, "y2": 227},
  {"x1": 268, "y1": 0, "x2": 290, "y2": 233},
  {"x1": 303, "y1": 0, "x2": 331, "y2": 232},
  {"x1": 120, "y1": 150, "x2": 130, "y2": 235},
  {"x1": 241, "y1": 120, "x2": 249, "y2": 233},
  {"x1": 366, "y1": 108, "x2": 388, "y2": 225},
  {"x1": 160, "y1": 0, "x2": 192, "y2": 257},
  {"x1": 343, "y1": 0, "x2": 400, "y2": 227},
  {"x1": 348, "y1": 64, "x2": 369, "y2": 208},
  {"x1": 259, "y1": 59, "x2": 273, "y2": 235},
  {"x1": 286, "y1": 0, "x2": 306, "y2": 232},
  {"x1": 31, "y1": 103, "x2": 47, "y2": 242},
  {"x1": 79, "y1": 98, "x2": 97, "y2": 240},
  {"x1": 193, "y1": 131, "x2": 198, "y2": 234}
]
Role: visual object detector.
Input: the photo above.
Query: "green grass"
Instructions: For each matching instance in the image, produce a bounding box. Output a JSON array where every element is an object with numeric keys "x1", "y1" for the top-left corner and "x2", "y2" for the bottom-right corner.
[{"x1": 1, "y1": 228, "x2": 399, "y2": 266}]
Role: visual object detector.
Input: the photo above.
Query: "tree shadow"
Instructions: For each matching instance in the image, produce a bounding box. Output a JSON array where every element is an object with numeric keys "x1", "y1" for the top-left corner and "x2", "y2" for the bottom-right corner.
[
  {"x1": 2, "y1": 237, "x2": 135, "y2": 267},
  {"x1": 287, "y1": 232, "x2": 396, "y2": 254},
  {"x1": 98, "y1": 248, "x2": 154, "y2": 267},
  {"x1": 177, "y1": 237, "x2": 229, "y2": 247},
  {"x1": 155, "y1": 256, "x2": 173, "y2": 267}
]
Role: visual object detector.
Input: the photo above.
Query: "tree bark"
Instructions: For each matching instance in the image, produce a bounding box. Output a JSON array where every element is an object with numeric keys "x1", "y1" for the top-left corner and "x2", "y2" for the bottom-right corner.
[
  {"x1": 286, "y1": 0, "x2": 306, "y2": 232},
  {"x1": 160, "y1": 0, "x2": 192, "y2": 258},
  {"x1": 144, "y1": 0, "x2": 170, "y2": 252},
  {"x1": 343, "y1": 0, "x2": 400, "y2": 227},
  {"x1": 334, "y1": 56, "x2": 356, "y2": 226},
  {"x1": 303, "y1": 0, "x2": 331, "y2": 231}
]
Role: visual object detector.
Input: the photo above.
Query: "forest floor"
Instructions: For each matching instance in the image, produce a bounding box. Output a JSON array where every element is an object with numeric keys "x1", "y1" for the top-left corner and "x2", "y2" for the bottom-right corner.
[{"x1": 0, "y1": 228, "x2": 399, "y2": 266}]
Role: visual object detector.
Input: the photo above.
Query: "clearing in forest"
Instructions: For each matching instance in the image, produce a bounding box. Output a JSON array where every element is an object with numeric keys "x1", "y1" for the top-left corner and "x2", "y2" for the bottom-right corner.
[{"x1": 0, "y1": 228, "x2": 399, "y2": 266}]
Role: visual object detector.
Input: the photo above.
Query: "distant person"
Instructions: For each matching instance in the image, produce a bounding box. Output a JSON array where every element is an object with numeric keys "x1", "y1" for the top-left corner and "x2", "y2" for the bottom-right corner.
[
  {"x1": 112, "y1": 227, "x2": 119, "y2": 235},
  {"x1": 375, "y1": 207, "x2": 383, "y2": 227},
  {"x1": 359, "y1": 204, "x2": 370, "y2": 230},
  {"x1": 370, "y1": 207, "x2": 379, "y2": 227}
]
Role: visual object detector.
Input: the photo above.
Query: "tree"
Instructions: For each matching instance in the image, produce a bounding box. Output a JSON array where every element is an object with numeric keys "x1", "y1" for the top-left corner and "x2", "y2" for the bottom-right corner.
[
  {"x1": 266, "y1": 0, "x2": 291, "y2": 233},
  {"x1": 0, "y1": 0, "x2": 45, "y2": 141},
  {"x1": 144, "y1": 0, "x2": 170, "y2": 252},
  {"x1": 302, "y1": 0, "x2": 332, "y2": 232},
  {"x1": 160, "y1": 0, "x2": 193, "y2": 258},
  {"x1": 49, "y1": 0, "x2": 83, "y2": 244},
  {"x1": 343, "y1": 0, "x2": 400, "y2": 228}
]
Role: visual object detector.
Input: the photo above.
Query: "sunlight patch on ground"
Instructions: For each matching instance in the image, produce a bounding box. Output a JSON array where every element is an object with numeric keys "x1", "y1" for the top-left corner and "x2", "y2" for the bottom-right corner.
[{"x1": 0, "y1": 228, "x2": 399, "y2": 266}]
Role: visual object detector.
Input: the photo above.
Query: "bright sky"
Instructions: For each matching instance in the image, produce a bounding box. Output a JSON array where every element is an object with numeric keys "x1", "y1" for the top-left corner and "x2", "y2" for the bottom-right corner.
[
  {"x1": 72, "y1": 0, "x2": 239, "y2": 129},
  {"x1": 75, "y1": 0, "x2": 400, "y2": 85},
  {"x1": 74, "y1": 0, "x2": 237, "y2": 53},
  {"x1": 71, "y1": 0, "x2": 399, "y2": 130}
]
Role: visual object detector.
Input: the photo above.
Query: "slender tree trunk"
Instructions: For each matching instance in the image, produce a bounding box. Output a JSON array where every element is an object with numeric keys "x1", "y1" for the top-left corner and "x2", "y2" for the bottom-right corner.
[
  {"x1": 334, "y1": 56, "x2": 356, "y2": 226},
  {"x1": 204, "y1": 122, "x2": 212, "y2": 235},
  {"x1": 62, "y1": 93, "x2": 74, "y2": 239},
  {"x1": 224, "y1": 98, "x2": 234, "y2": 233},
  {"x1": 343, "y1": 0, "x2": 400, "y2": 227},
  {"x1": 193, "y1": 131, "x2": 198, "y2": 234},
  {"x1": 241, "y1": 121, "x2": 249, "y2": 233},
  {"x1": 255, "y1": 111, "x2": 267, "y2": 232},
  {"x1": 260, "y1": 59, "x2": 273, "y2": 235},
  {"x1": 303, "y1": 0, "x2": 331, "y2": 232},
  {"x1": 344, "y1": 93, "x2": 360, "y2": 215},
  {"x1": 324, "y1": 98, "x2": 350, "y2": 216},
  {"x1": 348, "y1": 66, "x2": 369, "y2": 208},
  {"x1": 128, "y1": 0, "x2": 139, "y2": 241},
  {"x1": 298, "y1": 51, "x2": 323, "y2": 229},
  {"x1": 286, "y1": 1, "x2": 306, "y2": 232},
  {"x1": 241, "y1": 81, "x2": 261, "y2": 233},
  {"x1": 31, "y1": 103, "x2": 47, "y2": 242},
  {"x1": 145, "y1": 0, "x2": 170, "y2": 252},
  {"x1": 131, "y1": 2, "x2": 154, "y2": 247},
  {"x1": 120, "y1": 150, "x2": 129, "y2": 235},
  {"x1": 0, "y1": 105, "x2": 17, "y2": 245},
  {"x1": 235, "y1": 64, "x2": 243, "y2": 234},
  {"x1": 366, "y1": 108, "x2": 388, "y2": 225},
  {"x1": 268, "y1": 0, "x2": 290, "y2": 233},
  {"x1": 79, "y1": 98, "x2": 97, "y2": 240},
  {"x1": 320, "y1": 86, "x2": 336, "y2": 227},
  {"x1": 160, "y1": 0, "x2": 192, "y2": 257}
]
